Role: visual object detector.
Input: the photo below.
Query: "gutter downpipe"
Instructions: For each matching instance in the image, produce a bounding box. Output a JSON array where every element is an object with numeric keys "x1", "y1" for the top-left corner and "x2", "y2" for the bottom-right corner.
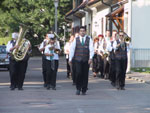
[
  {"x1": 127, "y1": 0, "x2": 132, "y2": 73},
  {"x1": 101, "y1": 0, "x2": 112, "y2": 36}
]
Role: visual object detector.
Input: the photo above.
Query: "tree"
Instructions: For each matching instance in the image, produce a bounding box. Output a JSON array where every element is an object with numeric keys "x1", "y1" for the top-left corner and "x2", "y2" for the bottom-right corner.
[{"x1": 0, "y1": 0, "x2": 72, "y2": 45}]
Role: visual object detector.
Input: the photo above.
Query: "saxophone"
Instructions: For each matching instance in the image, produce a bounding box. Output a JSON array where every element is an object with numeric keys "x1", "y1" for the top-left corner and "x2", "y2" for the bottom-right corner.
[{"x1": 12, "y1": 24, "x2": 30, "y2": 61}]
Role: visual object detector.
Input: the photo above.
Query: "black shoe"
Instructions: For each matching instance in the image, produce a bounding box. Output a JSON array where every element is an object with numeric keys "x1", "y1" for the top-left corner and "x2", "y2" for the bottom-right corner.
[
  {"x1": 15, "y1": 85, "x2": 18, "y2": 88},
  {"x1": 44, "y1": 83, "x2": 47, "y2": 88},
  {"x1": 76, "y1": 90, "x2": 80, "y2": 95},
  {"x1": 52, "y1": 87, "x2": 56, "y2": 90},
  {"x1": 67, "y1": 75, "x2": 70, "y2": 79},
  {"x1": 10, "y1": 86, "x2": 15, "y2": 90},
  {"x1": 100, "y1": 76, "x2": 104, "y2": 79},
  {"x1": 18, "y1": 88, "x2": 23, "y2": 90},
  {"x1": 47, "y1": 85, "x2": 51, "y2": 90},
  {"x1": 72, "y1": 83, "x2": 76, "y2": 85},
  {"x1": 116, "y1": 86, "x2": 121, "y2": 90},
  {"x1": 121, "y1": 87, "x2": 125, "y2": 90},
  {"x1": 111, "y1": 82, "x2": 116, "y2": 87},
  {"x1": 82, "y1": 92, "x2": 86, "y2": 95}
]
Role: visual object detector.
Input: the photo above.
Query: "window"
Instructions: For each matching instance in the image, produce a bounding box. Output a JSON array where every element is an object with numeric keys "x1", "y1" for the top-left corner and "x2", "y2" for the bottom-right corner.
[{"x1": 0, "y1": 46, "x2": 6, "y2": 54}]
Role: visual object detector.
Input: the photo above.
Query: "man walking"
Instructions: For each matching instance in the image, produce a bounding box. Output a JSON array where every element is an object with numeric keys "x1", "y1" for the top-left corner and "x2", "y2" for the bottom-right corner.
[
  {"x1": 69, "y1": 26, "x2": 94, "y2": 95},
  {"x1": 113, "y1": 31, "x2": 129, "y2": 90}
]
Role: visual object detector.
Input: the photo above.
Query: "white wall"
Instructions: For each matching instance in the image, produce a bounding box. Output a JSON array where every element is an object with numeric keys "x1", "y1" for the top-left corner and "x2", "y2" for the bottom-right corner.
[
  {"x1": 72, "y1": 16, "x2": 81, "y2": 27},
  {"x1": 132, "y1": 0, "x2": 150, "y2": 49},
  {"x1": 92, "y1": 8, "x2": 109, "y2": 37}
]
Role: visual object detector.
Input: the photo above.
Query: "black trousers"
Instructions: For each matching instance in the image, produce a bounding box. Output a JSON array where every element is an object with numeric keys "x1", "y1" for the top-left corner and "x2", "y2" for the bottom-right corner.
[
  {"x1": 9, "y1": 58, "x2": 28, "y2": 88},
  {"x1": 109, "y1": 59, "x2": 116, "y2": 84},
  {"x1": 17, "y1": 60, "x2": 28, "y2": 88},
  {"x1": 71, "y1": 59, "x2": 76, "y2": 84},
  {"x1": 103, "y1": 57, "x2": 109, "y2": 79},
  {"x1": 42, "y1": 55, "x2": 47, "y2": 84},
  {"x1": 92, "y1": 54, "x2": 99, "y2": 73},
  {"x1": 46, "y1": 60, "x2": 59, "y2": 87},
  {"x1": 115, "y1": 58, "x2": 127, "y2": 88},
  {"x1": 66, "y1": 59, "x2": 71, "y2": 77},
  {"x1": 75, "y1": 60, "x2": 89, "y2": 93},
  {"x1": 9, "y1": 58, "x2": 18, "y2": 87},
  {"x1": 97, "y1": 55, "x2": 104, "y2": 77}
]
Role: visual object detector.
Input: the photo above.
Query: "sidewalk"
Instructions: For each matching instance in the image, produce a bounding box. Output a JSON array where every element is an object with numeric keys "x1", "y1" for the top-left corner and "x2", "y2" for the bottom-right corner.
[{"x1": 126, "y1": 72, "x2": 150, "y2": 84}]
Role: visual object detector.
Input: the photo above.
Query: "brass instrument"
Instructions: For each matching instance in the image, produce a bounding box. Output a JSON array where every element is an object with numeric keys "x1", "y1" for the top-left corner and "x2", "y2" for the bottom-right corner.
[
  {"x1": 12, "y1": 24, "x2": 30, "y2": 61},
  {"x1": 123, "y1": 32, "x2": 131, "y2": 44},
  {"x1": 124, "y1": 36, "x2": 131, "y2": 44},
  {"x1": 49, "y1": 43, "x2": 60, "y2": 54},
  {"x1": 102, "y1": 50, "x2": 109, "y2": 59},
  {"x1": 54, "y1": 32, "x2": 60, "y2": 39}
]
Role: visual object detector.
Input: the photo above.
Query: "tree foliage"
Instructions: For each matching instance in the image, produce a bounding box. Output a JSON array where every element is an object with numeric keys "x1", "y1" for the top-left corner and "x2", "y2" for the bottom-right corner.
[{"x1": 0, "y1": 0, "x2": 72, "y2": 45}]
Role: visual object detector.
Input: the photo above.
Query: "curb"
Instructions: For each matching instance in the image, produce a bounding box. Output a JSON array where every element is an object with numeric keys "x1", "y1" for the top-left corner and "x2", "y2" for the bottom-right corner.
[{"x1": 126, "y1": 75, "x2": 150, "y2": 84}]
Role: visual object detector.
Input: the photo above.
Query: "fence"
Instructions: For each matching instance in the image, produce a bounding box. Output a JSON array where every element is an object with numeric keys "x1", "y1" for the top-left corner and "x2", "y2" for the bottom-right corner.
[{"x1": 131, "y1": 48, "x2": 150, "y2": 67}]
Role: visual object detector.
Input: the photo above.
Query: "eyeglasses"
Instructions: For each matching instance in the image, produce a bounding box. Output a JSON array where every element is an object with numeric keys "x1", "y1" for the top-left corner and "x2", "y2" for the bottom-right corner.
[{"x1": 119, "y1": 35, "x2": 123, "y2": 36}]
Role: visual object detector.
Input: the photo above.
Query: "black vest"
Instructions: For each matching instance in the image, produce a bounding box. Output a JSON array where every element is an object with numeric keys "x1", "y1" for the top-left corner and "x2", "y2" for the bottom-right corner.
[
  {"x1": 115, "y1": 40, "x2": 127, "y2": 60},
  {"x1": 74, "y1": 36, "x2": 90, "y2": 62}
]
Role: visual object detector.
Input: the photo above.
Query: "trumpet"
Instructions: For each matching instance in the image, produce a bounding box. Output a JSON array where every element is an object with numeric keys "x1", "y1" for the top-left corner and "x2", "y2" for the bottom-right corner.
[{"x1": 124, "y1": 36, "x2": 131, "y2": 43}]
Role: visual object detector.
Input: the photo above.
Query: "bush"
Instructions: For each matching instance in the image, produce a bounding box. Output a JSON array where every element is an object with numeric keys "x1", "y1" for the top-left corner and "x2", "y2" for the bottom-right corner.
[{"x1": 0, "y1": 37, "x2": 11, "y2": 45}]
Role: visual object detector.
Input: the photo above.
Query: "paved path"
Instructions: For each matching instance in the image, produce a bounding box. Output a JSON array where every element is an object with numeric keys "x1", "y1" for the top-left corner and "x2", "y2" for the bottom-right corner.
[{"x1": 0, "y1": 57, "x2": 150, "y2": 113}]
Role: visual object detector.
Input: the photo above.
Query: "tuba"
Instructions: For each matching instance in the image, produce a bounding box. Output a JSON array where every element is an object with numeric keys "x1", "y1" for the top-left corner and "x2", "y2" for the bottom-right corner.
[{"x1": 12, "y1": 24, "x2": 30, "y2": 61}]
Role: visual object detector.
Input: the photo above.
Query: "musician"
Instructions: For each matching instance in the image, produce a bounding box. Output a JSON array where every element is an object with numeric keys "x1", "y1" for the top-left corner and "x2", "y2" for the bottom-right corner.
[
  {"x1": 71, "y1": 33, "x2": 79, "y2": 85},
  {"x1": 39, "y1": 34, "x2": 50, "y2": 87},
  {"x1": 44, "y1": 34, "x2": 60, "y2": 90},
  {"x1": 97, "y1": 34, "x2": 104, "y2": 78},
  {"x1": 69, "y1": 26, "x2": 94, "y2": 95},
  {"x1": 6, "y1": 32, "x2": 18, "y2": 90},
  {"x1": 64, "y1": 35, "x2": 74, "y2": 79},
  {"x1": 109, "y1": 30, "x2": 117, "y2": 87},
  {"x1": 103, "y1": 30, "x2": 111, "y2": 80},
  {"x1": 103, "y1": 38, "x2": 111, "y2": 80},
  {"x1": 92, "y1": 37, "x2": 99, "y2": 77},
  {"x1": 105, "y1": 30, "x2": 111, "y2": 42},
  {"x1": 113, "y1": 31, "x2": 129, "y2": 90},
  {"x1": 6, "y1": 32, "x2": 31, "y2": 90}
]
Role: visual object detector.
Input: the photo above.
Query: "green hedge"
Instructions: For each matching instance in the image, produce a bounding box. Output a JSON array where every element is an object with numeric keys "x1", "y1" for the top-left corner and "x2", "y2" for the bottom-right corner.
[
  {"x1": 131, "y1": 67, "x2": 150, "y2": 73},
  {"x1": 0, "y1": 37, "x2": 11, "y2": 45}
]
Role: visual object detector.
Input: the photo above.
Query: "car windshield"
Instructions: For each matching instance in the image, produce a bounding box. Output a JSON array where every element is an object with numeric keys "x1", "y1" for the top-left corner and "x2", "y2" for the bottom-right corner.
[{"x1": 0, "y1": 46, "x2": 6, "y2": 54}]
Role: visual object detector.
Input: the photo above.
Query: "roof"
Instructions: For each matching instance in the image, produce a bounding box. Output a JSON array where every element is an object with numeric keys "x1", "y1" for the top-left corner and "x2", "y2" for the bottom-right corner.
[
  {"x1": 106, "y1": 6, "x2": 124, "y2": 17},
  {"x1": 65, "y1": 0, "x2": 100, "y2": 19},
  {"x1": 65, "y1": 1, "x2": 87, "y2": 18},
  {"x1": 88, "y1": 0, "x2": 100, "y2": 6}
]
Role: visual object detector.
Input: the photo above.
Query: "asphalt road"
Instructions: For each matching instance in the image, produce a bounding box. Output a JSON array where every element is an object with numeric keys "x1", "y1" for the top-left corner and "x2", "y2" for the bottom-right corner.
[{"x1": 0, "y1": 57, "x2": 150, "y2": 113}]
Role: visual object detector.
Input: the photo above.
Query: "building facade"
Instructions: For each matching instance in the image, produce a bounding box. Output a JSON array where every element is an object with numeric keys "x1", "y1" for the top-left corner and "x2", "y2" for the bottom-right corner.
[{"x1": 66, "y1": 0, "x2": 150, "y2": 68}]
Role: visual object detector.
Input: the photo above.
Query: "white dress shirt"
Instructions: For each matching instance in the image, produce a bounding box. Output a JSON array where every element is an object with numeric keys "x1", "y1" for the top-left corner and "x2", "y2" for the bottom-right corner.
[
  {"x1": 64, "y1": 42, "x2": 71, "y2": 59},
  {"x1": 113, "y1": 39, "x2": 131, "y2": 52},
  {"x1": 44, "y1": 42, "x2": 60, "y2": 60},
  {"x1": 69, "y1": 35, "x2": 94, "y2": 62},
  {"x1": 98, "y1": 39, "x2": 112, "y2": 54},
  {"x1": 94, "y1": 42, "x2": 99, "y2": 52},
  {"x1": 6, "y1": 40, "x2": 15, "y2": 53},
  {"x1": 39, "y1": 39, "x2": 49, "y2": 54}
]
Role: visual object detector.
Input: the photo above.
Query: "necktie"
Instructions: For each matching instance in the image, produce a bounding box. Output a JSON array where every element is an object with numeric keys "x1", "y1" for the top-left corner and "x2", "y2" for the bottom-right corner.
[
  {"x1": 82, "y1": 38, "x2": 84, "y2": 46},
  {"x1": 50, "y1": 50, "x2": 54, "y2": 60}
]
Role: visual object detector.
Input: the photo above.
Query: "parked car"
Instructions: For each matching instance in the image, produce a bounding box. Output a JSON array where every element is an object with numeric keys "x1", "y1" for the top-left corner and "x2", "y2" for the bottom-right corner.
[{"x1": 0, "y1": 45, "x2": 9, "y2": 70}]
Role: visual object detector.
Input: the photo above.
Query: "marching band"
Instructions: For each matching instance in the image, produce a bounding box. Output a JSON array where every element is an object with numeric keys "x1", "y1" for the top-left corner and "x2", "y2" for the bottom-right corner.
[{"x1": 6, "y1": 25, "x2": 130, "y2": 94}]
